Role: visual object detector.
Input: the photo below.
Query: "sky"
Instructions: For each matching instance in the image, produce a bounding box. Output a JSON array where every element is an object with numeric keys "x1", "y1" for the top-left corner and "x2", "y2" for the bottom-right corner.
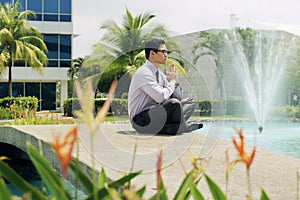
[{"x1": 72, "y1": 0, "x2": 300, "y2": 58}]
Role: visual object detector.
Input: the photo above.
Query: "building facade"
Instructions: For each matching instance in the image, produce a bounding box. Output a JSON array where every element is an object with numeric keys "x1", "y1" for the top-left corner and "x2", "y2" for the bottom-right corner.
[{"x1": 0, "y1": 0, "x2": 72, "y2": 110}]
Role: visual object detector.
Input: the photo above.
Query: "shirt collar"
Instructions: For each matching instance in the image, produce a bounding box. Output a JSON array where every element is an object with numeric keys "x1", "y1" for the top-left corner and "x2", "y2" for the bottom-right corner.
[{"x1": 145, "y1": 59, "x2": 159, "y2": 74}]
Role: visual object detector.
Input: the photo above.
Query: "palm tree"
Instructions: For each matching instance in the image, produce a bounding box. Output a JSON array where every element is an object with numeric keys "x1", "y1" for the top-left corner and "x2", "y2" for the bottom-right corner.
[
  {"x1": 84, "y1": 8, "x2": 182, "y2": 94},
  {"x1": 0, "y1": 0, "x2": 48, "y2": 97},
  {"x1": 68, "y1": 57, "x2": 85, "y2": 80},
  {"x1": 192, "y1": 30, "x2": 228, "y2": 98}
]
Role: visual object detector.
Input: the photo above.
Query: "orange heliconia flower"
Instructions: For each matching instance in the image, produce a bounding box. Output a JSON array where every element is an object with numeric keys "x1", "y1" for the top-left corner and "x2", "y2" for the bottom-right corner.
[
  {"x1": 232, "y1": 128, "x2": 256, "y2": 171},
  {"x1": 49, "y1": 126, "x2": 78, "y2": 177}
]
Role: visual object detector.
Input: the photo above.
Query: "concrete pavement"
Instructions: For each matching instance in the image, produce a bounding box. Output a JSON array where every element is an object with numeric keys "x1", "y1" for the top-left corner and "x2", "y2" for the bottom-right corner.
[{"x1": 5, "y1": 123, "x2": 300, "y2": 199}]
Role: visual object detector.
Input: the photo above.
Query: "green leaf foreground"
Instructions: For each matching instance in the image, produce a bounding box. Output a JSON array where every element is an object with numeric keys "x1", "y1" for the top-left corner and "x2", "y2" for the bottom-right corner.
[
  {"x1": 173, "y1": 170, "x2": 195, "y2": 200},
  {"x1": 0, "y1": 160, "x2": 46, "y2": 200},
  {"x1": 26, "y1": 142, "x2": 72, "y2": 200},
  {"x1": 260, "y1": 187, "x2": 271, "y2": 200},
  {"x1": 69, "y1": 159, "x2": 95, "y2": 194},
  {"x1": 149, "y1": 178, "x2": 168, "y2": 200},
  {"x1": 205, "y1": 173, "x2": 227, "y2": 200},
  {"x1": 0, "y1": 178, "x2": 13, "y2": 200},
  {"x1": 85, "y1": 170, "x2": 142, "y2": 199}
]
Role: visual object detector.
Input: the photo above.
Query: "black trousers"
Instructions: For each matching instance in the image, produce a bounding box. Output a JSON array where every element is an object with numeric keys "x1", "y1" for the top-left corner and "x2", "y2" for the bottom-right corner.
[{"x1": 132, "y1": 97, "x2": 195, "y2": 135}]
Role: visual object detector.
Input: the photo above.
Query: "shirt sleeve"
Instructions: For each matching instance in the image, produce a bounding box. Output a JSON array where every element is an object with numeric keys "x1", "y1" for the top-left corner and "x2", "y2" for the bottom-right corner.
[
  {"x1": 139, "y1": 71, "x2": 175, "y2": 103},
  {"x1": 170, "y1": 84, "x2": 183, "y2": 100}
]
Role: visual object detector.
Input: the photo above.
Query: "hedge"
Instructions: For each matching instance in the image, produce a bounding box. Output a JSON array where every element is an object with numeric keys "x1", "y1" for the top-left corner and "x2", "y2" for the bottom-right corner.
[
  {"x1": 64, "y1": 98, "x2": 250, "y2": 117},
  {"x1": 63, "y1": 98, "x2": 128, "y2": 117},
  {"x1": 0, "y1": 96, "x2": 39, "y2": 119}
]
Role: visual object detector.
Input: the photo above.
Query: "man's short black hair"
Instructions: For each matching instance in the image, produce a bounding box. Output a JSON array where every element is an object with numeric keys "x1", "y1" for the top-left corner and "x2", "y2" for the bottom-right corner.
[{"x1": 145, "y1": 38, "x2": 165, "y2": 59}]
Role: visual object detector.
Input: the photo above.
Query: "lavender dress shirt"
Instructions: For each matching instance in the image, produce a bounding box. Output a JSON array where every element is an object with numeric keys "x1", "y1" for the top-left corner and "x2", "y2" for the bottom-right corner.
[{"x1": 128, "y1": 60, "x2": 176, "y2": 121}]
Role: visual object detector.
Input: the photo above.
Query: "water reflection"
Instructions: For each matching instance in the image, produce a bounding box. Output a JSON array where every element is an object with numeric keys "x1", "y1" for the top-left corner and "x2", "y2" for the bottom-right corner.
[{"x1": 7, "y1": 180, "x2": 87, "y2": 199}]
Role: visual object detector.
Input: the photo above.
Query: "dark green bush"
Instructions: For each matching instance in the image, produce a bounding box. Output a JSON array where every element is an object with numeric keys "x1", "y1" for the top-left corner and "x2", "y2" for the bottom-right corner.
[
  {"x1": 285, "y1": 105, "x2": 300, "y2": 118},
  {"x1": 63, "y1": 98, "x2": 80, "y2": 117},
  {"x1": 225, "y1": 99, "x2": 246, "y2": 115},
  {"x1": 0, "y1": 96, "x2": 39, "y2": 119},
  {"x1": 64, "y1": 98, "x2": 280, "y2": 118},
  {"x1": 109, "y1": 98, "x2": 128, "y2": 115},
  {"x1": 195, "y1": 99, "x2": 249, "y2": 117},
  {"x1": 196, "y1": 100, "x2": 212, "y2": 116},
  {"x1": 63, "y1": 98, "x2": 129, "y2": 117}
]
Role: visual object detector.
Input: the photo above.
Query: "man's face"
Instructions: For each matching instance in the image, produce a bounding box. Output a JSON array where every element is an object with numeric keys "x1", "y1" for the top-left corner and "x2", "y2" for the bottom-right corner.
[{"x1": 151, "y1": 44, "x2": 168, "y2": 66}]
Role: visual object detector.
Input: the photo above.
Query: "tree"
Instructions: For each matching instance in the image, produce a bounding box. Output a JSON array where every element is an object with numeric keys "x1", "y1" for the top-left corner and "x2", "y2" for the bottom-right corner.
[
  {"x1": 68, "y1": 56, "x2": 102, "y2": 98},
  {"x1": 68, "y1": 56, "x2": 85, "y2": 80},
  {"x1": 192, "y1": 28, "x2": 257, "y2": 96},
  {"x1": 84, "y1": 8, "x2": 181, "y2": 94},
  {"x1": 0, "y1": 0, "x2": 48, "y2": 97},
  {"x1": 285, "y1": 40, "x2": 300, "y2": 97},
  {"x1": 192, "y1": 30, "x2": 227, "y2": 96}
]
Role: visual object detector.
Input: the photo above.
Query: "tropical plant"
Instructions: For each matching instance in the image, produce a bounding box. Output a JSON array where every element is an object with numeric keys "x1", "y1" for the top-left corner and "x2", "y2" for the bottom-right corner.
[
  {"x1": 68, "y1": 57, "x2": 85, "y2": 80},
  {"x1": 83, "y1": 8, "x2": 183, "y2": 94},
  {"x1": 68, "y1": 56, "x2": 92, "y2": 98},
  {"x1": 192, "y1": 30, "x2": 229, "y2": 97},
  {"x1": 0, "y1": 0, "x2": 48, "y2": 97},
  {"x1": 285, "y1": 40, "x2": 300, "y2": 97}
]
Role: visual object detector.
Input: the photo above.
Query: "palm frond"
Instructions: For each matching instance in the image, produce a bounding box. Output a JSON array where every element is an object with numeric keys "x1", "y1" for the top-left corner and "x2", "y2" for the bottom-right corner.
[
  {"x1": 123, "y1": 7, "x2": 134, "y2": 30},
  {"x1": 18, "y1": 10, "x2": 36, "y2": 20},
  {"x1": 0, "y1": 49, "x2": 9, "y2": 73},
  {"x1": 19, "y1": 36, "x2": 48, "y2": 52},
  {"x1": 139, "y1": 12, "x2": 156, "y2": 28},
  {"x1": 0, "y1": 28, "x2": 13, "y2": 43}
]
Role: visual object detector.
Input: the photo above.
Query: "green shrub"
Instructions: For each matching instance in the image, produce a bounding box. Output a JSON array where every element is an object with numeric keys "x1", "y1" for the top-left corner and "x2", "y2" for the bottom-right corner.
[
  {"x1": 286, "y1": 105, "x2": 300, "y2": 118},
  {"x1": 0, "y1": 107, "x2": 12, "y2": 120},
  {"x1": 269, "y1": 106, "x2": 288, "y2": 119},
  {"x1": 225, "y1": 99, "x2": 247, "y2": 116},
  {"x1": 196, "y1": 99, "x2": 246, "y2": 116},
  {"x1": 0, "y1": 96, "x2": 39, "y2": 120},
  {"x1": 296, "y1": 110, "x2": 300, "y2": 118},
  {"x1": 110, "y1": 98, "x2": 128, "y2": 115},
  {"x1": 196, "y1": 100, "x2": 212, "y2": 116},
  {"x1": 63, "y1": 98, "x2": 81, "y2": 117},
  {"x1": 63, "y1": 98, "x2": 129, "y2": 117}
]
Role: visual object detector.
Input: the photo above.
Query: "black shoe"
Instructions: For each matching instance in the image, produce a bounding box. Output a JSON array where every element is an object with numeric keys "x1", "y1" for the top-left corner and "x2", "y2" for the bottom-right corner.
[{"x1": 186, "y1": 121, "x2": 203, "y2": 131}]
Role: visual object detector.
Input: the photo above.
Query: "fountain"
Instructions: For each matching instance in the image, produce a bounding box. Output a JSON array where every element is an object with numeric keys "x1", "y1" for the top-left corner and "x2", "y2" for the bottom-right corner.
[{"x1": 223, "y1": 29, "x2": 295, "y2": 132}]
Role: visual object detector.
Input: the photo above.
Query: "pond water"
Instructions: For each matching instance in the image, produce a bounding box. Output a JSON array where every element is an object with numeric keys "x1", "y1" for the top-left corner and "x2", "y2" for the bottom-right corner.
[
  {"x1": 198, "y1": 121, "x2": 300, "y2": 158},
  {"x1": 7, "y1": 179, "x2": 87, "y2": 199}
]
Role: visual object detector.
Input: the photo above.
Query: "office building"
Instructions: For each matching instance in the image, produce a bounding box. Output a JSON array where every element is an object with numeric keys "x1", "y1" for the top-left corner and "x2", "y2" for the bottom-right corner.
[{"x1": 0, "y1": 0, "x2": 72, "y2": 110}]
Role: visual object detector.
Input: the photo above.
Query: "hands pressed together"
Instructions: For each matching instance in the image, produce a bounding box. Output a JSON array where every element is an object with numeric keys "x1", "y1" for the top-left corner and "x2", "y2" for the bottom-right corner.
[{"x1": 166, "y1": 64, "x2": 178, "y2": 84}]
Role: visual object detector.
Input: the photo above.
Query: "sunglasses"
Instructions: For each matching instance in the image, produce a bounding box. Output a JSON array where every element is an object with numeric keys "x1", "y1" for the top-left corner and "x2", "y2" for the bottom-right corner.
[{"x1": 155, "y1": 49, "x2": 171, "y2": 54}]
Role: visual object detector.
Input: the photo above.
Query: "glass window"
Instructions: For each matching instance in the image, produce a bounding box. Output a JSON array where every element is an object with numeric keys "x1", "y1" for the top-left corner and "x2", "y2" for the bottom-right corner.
[
  {"x1": 60, "y1": 0, "x2": 71, "y2": 14},
  {"x1": 0, "y1": 0, "x2": 10, "y2": 6},
  {"x1": 44, "y1": 0, "x2": 58, "y2": 13},
  {"x1": 12, "y1": 82, "x2": 24, "y2": 97},
  {"x1": 60, "y1": 35, "x2": 71, "y2": 59},
  {"x1": 0, "y1": 83, "x2": 8, "y2": 98},
  {"x1": 47, "y1": 60, "x2": 58, "y2": 67},
  {"x1": 13, "y1": 60, "x2": 26, "y2": 67},
  {"x1": 27, "y1": 0, "x2": 42, "y2": 12},
  {"x1": 44, "y1": 14, "x2": 58, "y2": 21},
  {"x1": 25, "y1": 82, "x2": 40, "y2": 98},
  {"x1": 41, "y1": 83, "x2": 56, "y2": 110},
  {"x1": 18, "y1": 0, "x2": 26, "y2": 11},
  {"x1": 25, "y1": 82, "x2": 41, "y2": 110},
  {"x1": 60, "y1": 14, "x2": 71, "y2": 22},
  {"x1": 44, "y1": 34, "x2": 58, "y2": 59},
  {"x1": 60, "y1": 60, "x2": 71, "y2": 67},
  {"x1": 27, "y1": 13, "x2": 42, "y2": 21}
]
